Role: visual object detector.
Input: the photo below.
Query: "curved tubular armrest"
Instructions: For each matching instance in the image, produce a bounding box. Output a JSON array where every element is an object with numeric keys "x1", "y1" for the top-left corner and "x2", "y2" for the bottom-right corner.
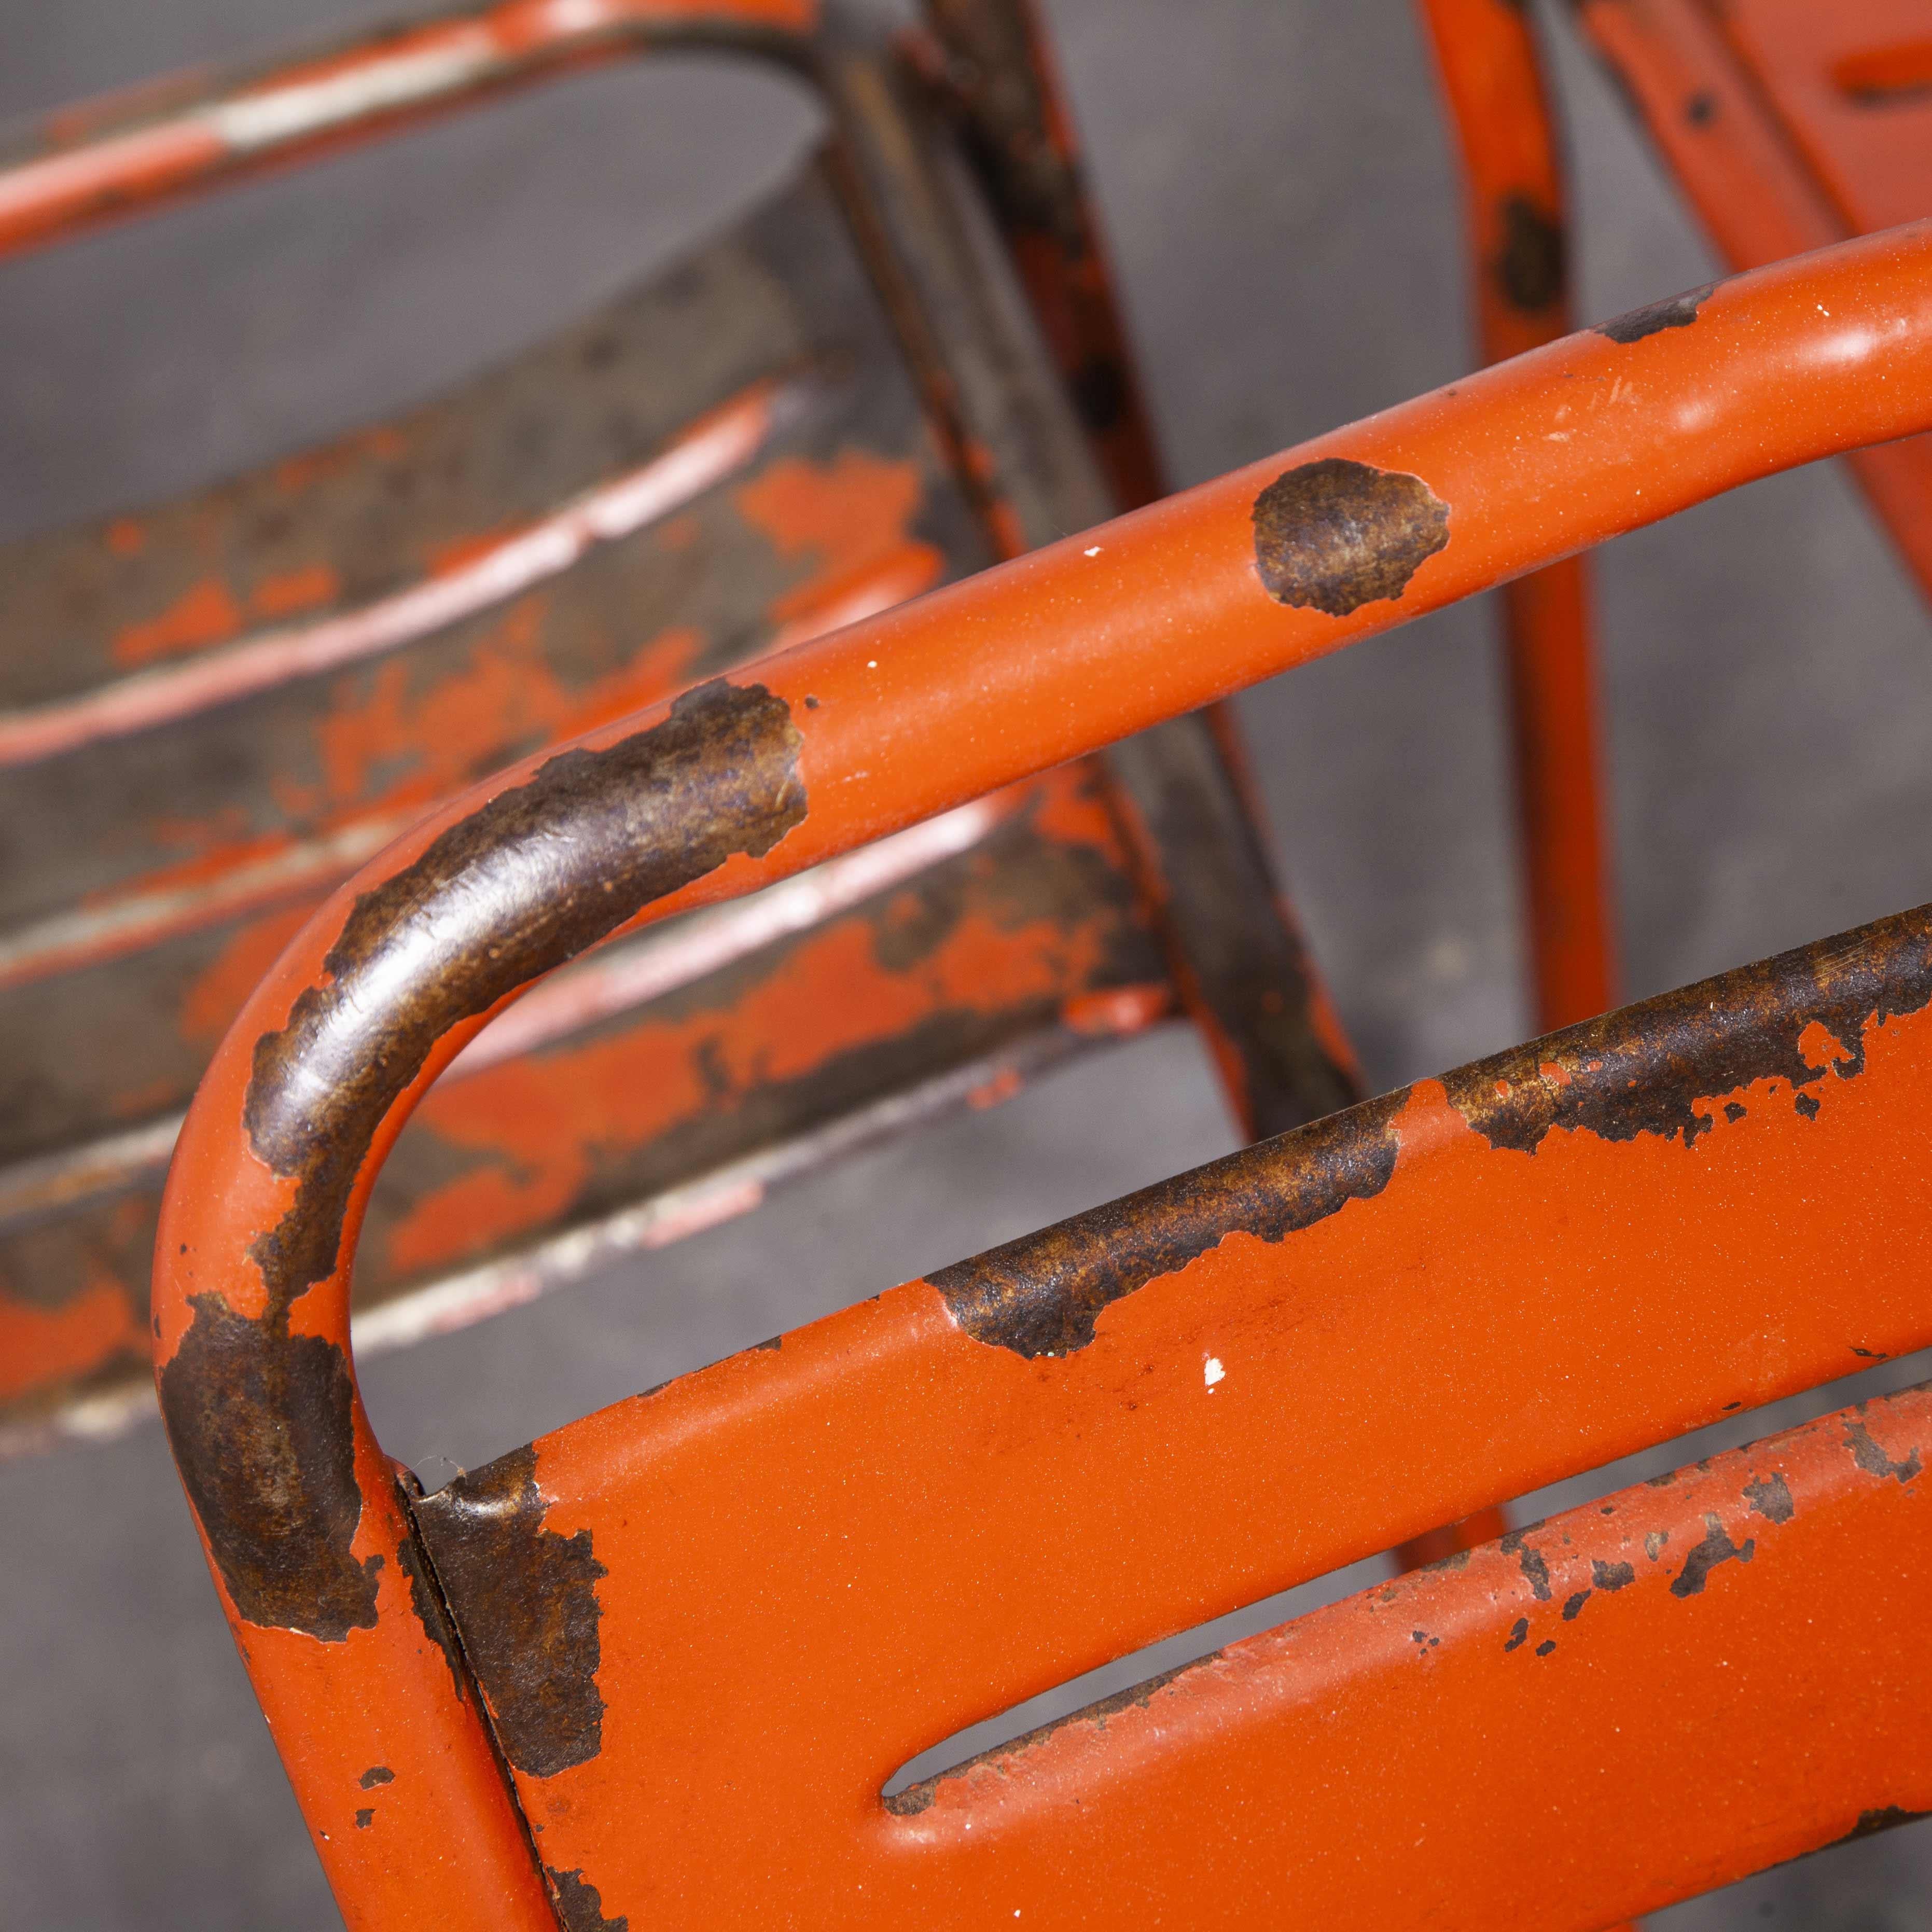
[
  {"x1": 155, "y1": 225, "x2": 1932, "y2": 1923},
  {"x1": 0, "y1": 0, "x2": 819, "y2": 263}
]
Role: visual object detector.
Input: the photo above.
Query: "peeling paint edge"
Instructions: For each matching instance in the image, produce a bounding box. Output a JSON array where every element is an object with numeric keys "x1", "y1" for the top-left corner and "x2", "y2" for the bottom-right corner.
[{"x1": 0, "y1": 1013, "x2": 1144, "y2": 1461}]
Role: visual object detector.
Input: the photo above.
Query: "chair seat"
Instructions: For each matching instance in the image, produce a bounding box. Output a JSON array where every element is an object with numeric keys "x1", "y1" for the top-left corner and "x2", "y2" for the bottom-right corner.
[{"x1": 0, "y1": 158, "x2": 1173, "y2": 1451}]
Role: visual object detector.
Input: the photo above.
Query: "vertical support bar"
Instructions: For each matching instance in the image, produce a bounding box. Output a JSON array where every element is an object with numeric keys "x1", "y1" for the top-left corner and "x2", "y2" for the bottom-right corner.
[
  {"x1": 912, "y1": 0, "x2": 1165, "y2": 511},
  {"x1": 820, "y1": 8, "x2": 1364, "y2": 1137},
  {"x1": 1416, "y1": 0, "x2": 1620, "y2": 1030}
]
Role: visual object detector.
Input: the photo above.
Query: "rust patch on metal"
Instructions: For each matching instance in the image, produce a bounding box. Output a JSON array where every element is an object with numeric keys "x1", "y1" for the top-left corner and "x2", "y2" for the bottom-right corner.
[
  {"x1": 1250, "y1": 459, "x2": 1450, "y2": 618},
  {"x1": 1591, "y1": 1559, "x2": 1635, "y2": 1592},
  {"x1": 1829, "y1": 1805, "x2": 1932, "y2": 1848},
  {"x1": 1844, "y1": 1413, "x2": 1922, "y2": 1484},
  {"x1": 1669, "y1": 1513, "x2": 1754, "y2": 1597},
  {"x1": 929, "y1": 1089, "x2": 1407, "y2": 1357},
  {"x1": 1743, "y1": 1472, "x2": 1795, "y2": 1524},
  {"x1": 1501, "y1": 1529, "x2": 1554, "y2": 1601},
  {"x1": 414, "y1": 1444, "x2": 607, "y2": 1778},
  {"x1": 241, "y1": 679, "x2": 804, "y2": 1326},
  {"x1": 882, "y1": 1659, "x2": 1204, "y2": 1818},
  {"x1": 1561, "y1": 1590, "x2": 1590, "y2": 1621},
  {"x1": 354, "y1": 1806, "x2": 373, "y2": 1829},
  {"x1": 1596, "y1": 282, "x2": 1716, "y2": 344},
  {"x1": 145, "y1": 691, "x2": 809, "y2": 1631},
  {"x1": 392, "y1": 1510, "x2": 467, "y2": 1702},
  {"x1": 1504, "y1": 1618, "x2": 1530, "y2": 1652},
  {"x1": 1494, "y1": 193, "x2": 1566, "y2": 313},
  {"x1": 156, "y1": 1292, "x2": 380, "y2": 1641},
  {"x1": 1442, "y1": 907, "x2": 1932, "y2": 1154},
  {"x1": 358, "y1": 1765, "x2": 394, "y2": 1789},
  {"x1": 546, "y1": 1866, "x2": 629, "y2": 1931}
]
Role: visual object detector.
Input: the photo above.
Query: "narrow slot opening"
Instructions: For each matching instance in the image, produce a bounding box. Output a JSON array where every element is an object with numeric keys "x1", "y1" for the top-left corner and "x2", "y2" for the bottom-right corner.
[{"x1": 880, "y1": 1343, "x2": 1932, "y2": 1810}]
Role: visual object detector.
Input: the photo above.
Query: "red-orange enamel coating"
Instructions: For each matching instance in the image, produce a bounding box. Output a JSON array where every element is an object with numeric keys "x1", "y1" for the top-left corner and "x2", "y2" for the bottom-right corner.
[
  {"x1": 1577, "y1": 0, "x2": 1932, "y2": 599},
  {"x1": 1417, "y1": 0, "x2": 1616, "y2": 1027},
  {"x1": 0, "y1": 0, "x2": 817, "y2": 262},
  {"x1": 154, "y1": 231, "x2": 1932, "y2": 1924}
]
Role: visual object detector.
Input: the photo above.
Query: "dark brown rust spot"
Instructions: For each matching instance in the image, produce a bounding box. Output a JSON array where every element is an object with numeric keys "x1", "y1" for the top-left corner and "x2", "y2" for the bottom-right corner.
[
  {"x1": 1250, "y1": 458, "x2": 1450, "y2": 618},
  {"x1": 391, "y1": 1517, "x2": 468, "y2": 1702},
  {"x1": 1670, "y1": 1513, "x2": 1754, "y2": 1597},
  {"x1": 1743, "y1": 1472, "x2": 1795, "y2": 1524},
  {"x1": 546, "y1": 1867, "x2": 629, "y2": 1931},
  {"x1": 243, "y1": 679, "x2": 804, "y2": 1324},
  {"x1": 414, "y1": 1445, "x2": 607, "y2": 1778},
  {"x1": 1561, "y1": 1589, "x2": 1590, "y2": 1621},
  {"x1": 1493, "y1": 192, "x2": 1566, "y2": 313},
  {"x1": 1591, "y1": 1559, "x2": 1635, "y2": 1592},
  {"x1": 929, "y1": 1089, "x2": 1406, "y2": 1357},
  {"x1": 1535, "y1": 1639, "x2": 1557, "y2": 1657},
  {"x1": 354, "y1": 1808, "x2": 374, "y2": 1830},
  {"x1": 1828, "y1": 1805, "x2": 1932, "y2": 1848},
  {"x1": 1844, "y1": 1413, "x2": 1922, "y2": 1484},
  {"x1": 1442, "y1": 907, "x2": 1932, "y2": 1154},
  {"x1": 1596, "y1": 282, "x2": 1715, "y2": 344},
  {"x1": 156, "y1": 1294, "x2": 380, "y2": 1641},
  {"x1": 1500, "y1": 1532, "x2": 1553, "y2": 1602},
  {"x1": 358, "y1": 1766, "x2": 394, "y2": 1789}
]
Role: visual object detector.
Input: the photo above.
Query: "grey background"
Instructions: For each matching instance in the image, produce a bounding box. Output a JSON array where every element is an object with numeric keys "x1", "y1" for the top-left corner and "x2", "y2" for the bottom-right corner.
[{"x1": 4, "y1": 0, "x2": 1930, "y2": 1923}]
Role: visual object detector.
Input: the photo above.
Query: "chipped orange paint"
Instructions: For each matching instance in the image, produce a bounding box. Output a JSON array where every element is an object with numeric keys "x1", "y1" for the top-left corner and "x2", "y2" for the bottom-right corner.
[
  {"x1": 269, "y1": 424, "x2": 409, "y2": 499},
  {"x1": 312, "y1": 605, "x2": 706, "y2": 817},
  {"x1": 1573, "y1": 0, "x2": 1932, "y2": 602},
  {"x1": 251, "y1": 560, "x2": 341, "y2": 621},
  {"x1": 110, "y1": 575, "x2": 244, "y2": 666},
  {"x1": 735, "y1": 451, "x2": 944, "y2": 627},
  {"x1": 443, "y1": 967, "x2": 1932, "y2": 1927},
  {"x1": 146, "y1": 228, "x2": 1932, "y2": 1929},
  {"x1": 1063, "y1": 983, "x2": 1171, "y2": 1036},
  {"x1": 178, "y1": 901, "x2": 316, "y2": 1046},
  {"x1": 0, "y1": 1277, "x2": 141, "y2": 1403},
  {"x1": 380, "y1": 842, "x2": 1122, "y2": 1278}
]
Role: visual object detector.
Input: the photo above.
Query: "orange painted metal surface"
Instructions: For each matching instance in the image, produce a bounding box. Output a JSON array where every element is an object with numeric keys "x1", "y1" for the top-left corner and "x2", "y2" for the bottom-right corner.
[
  {"x1": 1575, "y1": 0, "x2": 1932, "y2": 599},
  {"x1": 1417, "y1": 0, "x2": 1618, "y2": 1031},
  {"x1": 0, "y1": 0, "x2": 818, "y2": 263},
  {"x1": 917, "y1": 0, "x2": 1168, "y2": 515},
  {"x1": 154, "y1": 231, "x2": 1932, "y2": 1923},
  {"x1": 2, "y1": 0, "x2": 1370, "y2": 1457}
]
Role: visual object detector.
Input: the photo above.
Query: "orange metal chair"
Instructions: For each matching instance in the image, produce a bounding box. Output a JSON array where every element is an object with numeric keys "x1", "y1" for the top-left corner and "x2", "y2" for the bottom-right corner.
[
  {"x1": 0, "y1": 0, "x2": 1387, "y2": 1456},
  {"x1": 157, "y1": 224, "x2": 1932, "y2": 1927},
  {"x1": 0, "y1": 0, "x2": 1635, "y2": 1475}
]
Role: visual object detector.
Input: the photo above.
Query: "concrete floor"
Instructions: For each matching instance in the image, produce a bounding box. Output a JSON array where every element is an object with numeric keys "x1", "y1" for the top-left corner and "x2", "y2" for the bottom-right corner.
[{"x1": 3, "y1": 1, "x2": 1931, "y2": 1923}]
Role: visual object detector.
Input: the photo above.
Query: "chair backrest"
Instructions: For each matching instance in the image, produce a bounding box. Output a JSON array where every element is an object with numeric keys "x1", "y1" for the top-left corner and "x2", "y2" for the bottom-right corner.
[
  {"x1": 0, "y1": 0, "x2": 1369, "y2": 1456},
  {"x1": 155, "y1": 221, "x2": 1932, "y2": 1926}
]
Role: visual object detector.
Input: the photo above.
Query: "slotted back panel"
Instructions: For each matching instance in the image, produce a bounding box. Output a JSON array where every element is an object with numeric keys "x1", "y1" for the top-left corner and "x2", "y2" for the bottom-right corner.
[{"x1": 414, "y1": 907, "x2": 1932, "y2": 1927}]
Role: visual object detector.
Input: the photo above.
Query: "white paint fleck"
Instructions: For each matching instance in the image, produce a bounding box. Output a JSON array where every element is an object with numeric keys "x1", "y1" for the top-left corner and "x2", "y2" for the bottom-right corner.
[
  {"x1": 1204, "y1": 1355, "x2": 1225, "y2": 1389},
  {"x1": 867, "y1": 659, "x2": 878, "y2": 669},
  {"x1": 1083, "y1": 545, "x2": 1102, "y2": 557}
]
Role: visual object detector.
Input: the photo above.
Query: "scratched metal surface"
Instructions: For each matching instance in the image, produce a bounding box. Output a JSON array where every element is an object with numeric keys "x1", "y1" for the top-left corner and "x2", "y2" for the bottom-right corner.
[{"x1": 3, "y1": 1, "x2": 1931, "y2": 1926}]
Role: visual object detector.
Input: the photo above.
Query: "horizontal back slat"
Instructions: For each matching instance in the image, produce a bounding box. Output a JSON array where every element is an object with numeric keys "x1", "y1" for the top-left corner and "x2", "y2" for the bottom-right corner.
[{"x1": 416, "y1": 902, "x2": 1932, "y2": 1922}]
